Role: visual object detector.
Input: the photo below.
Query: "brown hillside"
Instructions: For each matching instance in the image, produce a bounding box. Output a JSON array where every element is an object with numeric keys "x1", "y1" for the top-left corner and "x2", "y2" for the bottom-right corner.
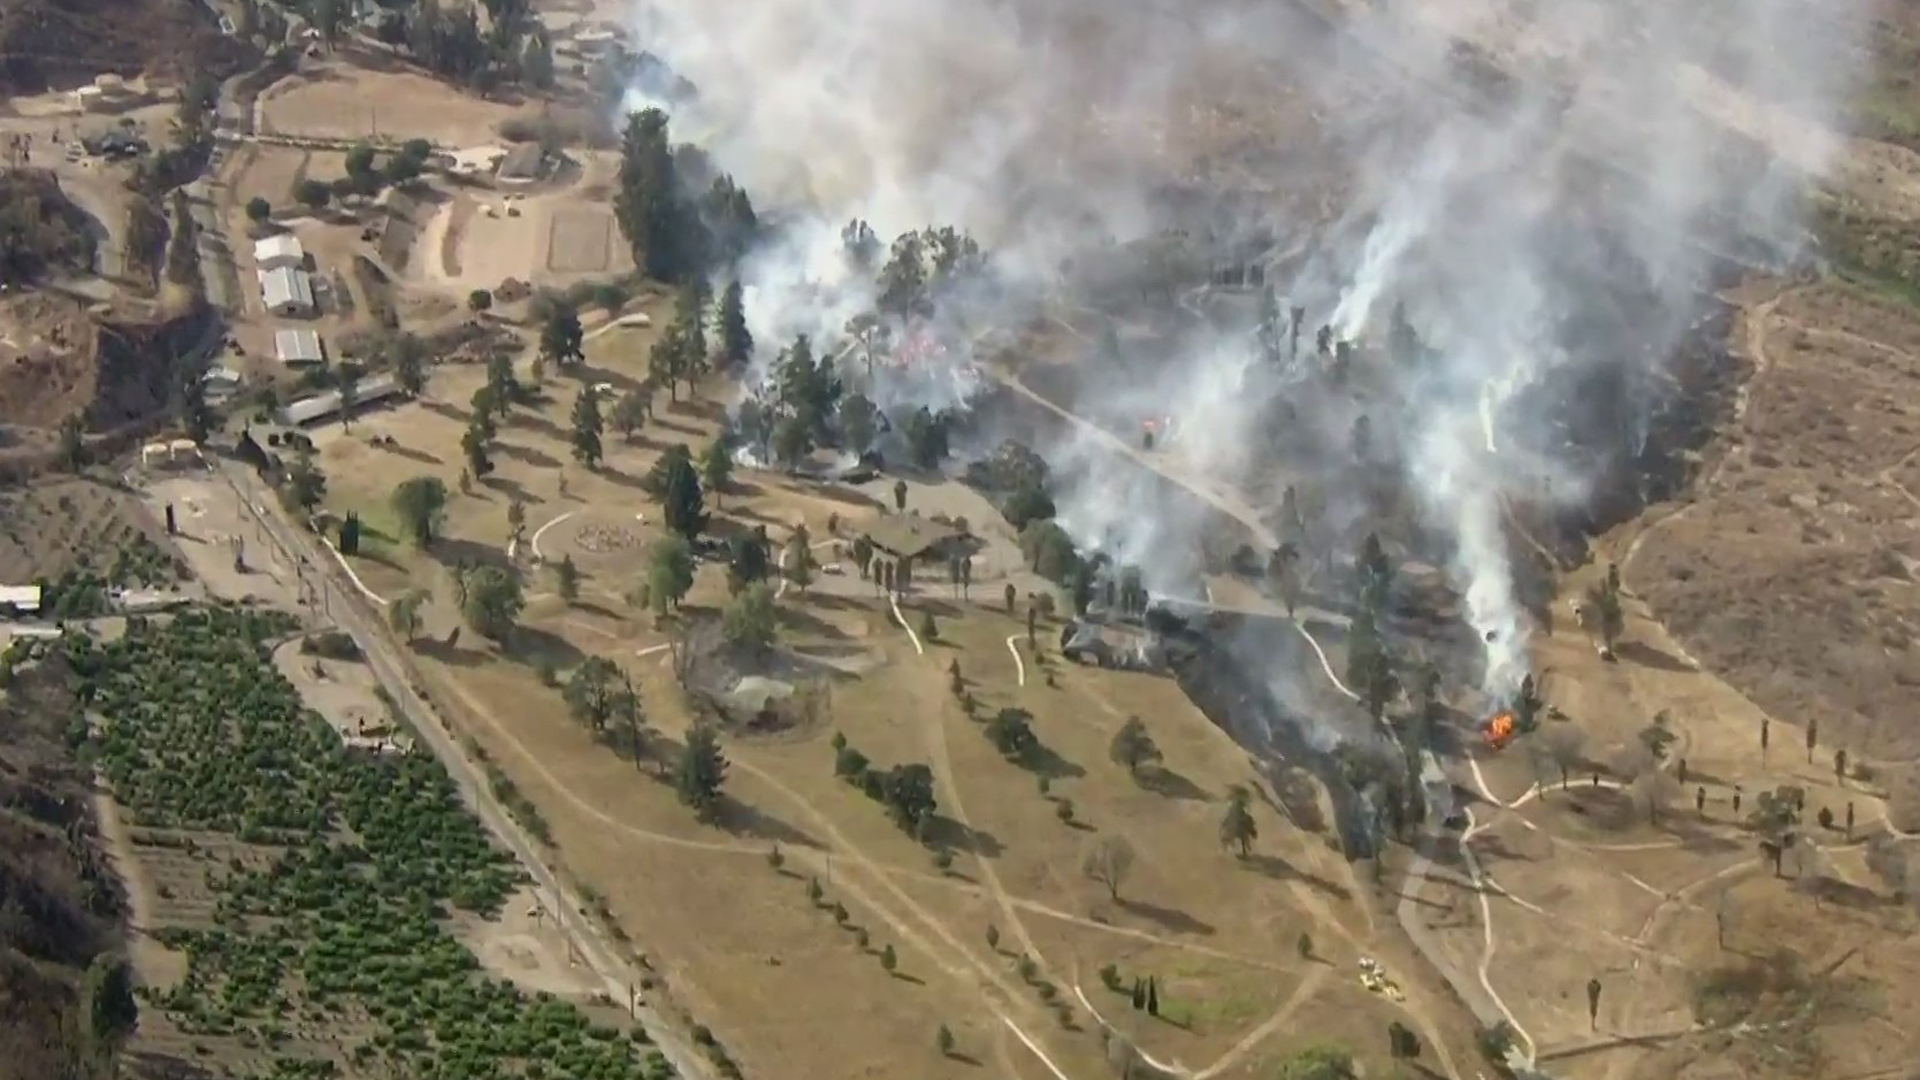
[
  {"x1": 0, "y1": 0, "x2": 244, "y2": 95},
  {"x1": 0, "y1": 653, "x2": 127, "y2": 1080}
]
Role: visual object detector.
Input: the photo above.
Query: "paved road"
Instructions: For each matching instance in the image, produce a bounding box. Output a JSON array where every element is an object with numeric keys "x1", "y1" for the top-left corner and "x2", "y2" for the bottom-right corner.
[{"x1": 215, "y1": 462, "x2": 716, "y2": 1080}]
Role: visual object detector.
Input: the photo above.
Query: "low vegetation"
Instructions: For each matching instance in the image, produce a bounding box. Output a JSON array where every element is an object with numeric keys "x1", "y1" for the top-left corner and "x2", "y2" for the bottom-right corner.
[
  {"x1": 15, "y1": 607, "x2": 673, "y2": 1080},
  {"x1": 0, "y1": 169, "x2": 94, "y2": 286},
  {"x1": 32, "y1": 535, "x2": 184, "y2": 618}
]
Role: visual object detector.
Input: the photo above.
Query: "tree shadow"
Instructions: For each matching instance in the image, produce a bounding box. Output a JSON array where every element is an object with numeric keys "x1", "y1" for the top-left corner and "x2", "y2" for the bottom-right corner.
[
  {"x1": 669, "y1": 396, "x2": 726, "y2": 423},
  {"x1": 1677, "y1": 765, "x2": 1733, "y2": 789},
  {"x1": 713, "y1": 796, "x2": 825, "y2": 850},
  {"x1": 1242, "y1": 853, "x2": 1352, "y2": 901},
  {"x1": 506, "y1": 625, "x2": 587, "y2": 670},
  {"x1": 571, "y1": 599, "x2": 625, "y2": 623},
  {"x1": 496, "y1": 440, "x2": 561, "y2": 469},
  {"x1": 888, "y1": 969, "x2": 925, "y2": 985},
  {"x1": 1615, "y1": 640, "x2": 1696, "y2": 673},
  {"x1": 726, "y1": 479, "x2": 767, "y2": 501},
  {"x1": 1016, "y1": 743, "x2": 1084, "y2": 780},
  {"x1": 427, "y1": 536, "x2": 512, "y2": 574},
  {"x1": 920, "y1": 814, "x2": 1005, "y2": 858},
  {"x1": 507, "y1": 409, "x2": 568, "y2": 442},
  {"x1": 1467, "y1": 831, "x2": 1537, "y2": 864},
  {"x1": 792, "y1": 478, "x2": 886, "y2": 511},
  {"x1": 944, "y1": 1052, "x2": 983, "y2": 1067},
  {"x1": 1677, "y1": 829, "x2": 1741, "y2": 855},
  {"x1": 1149, "y1": 1010, "x2": 1193, "y2": 1031},
  {"x1": 481, "y1": 474, "x2": 532, "y2": 502},
  {"x1": 1136, "y1": 765, "x2": 1209, "y2": 802},
  {"x1": 804, "y1": 592, "x2": 861, "y2": 612},
  {"x1": 418, "y1": 398, "x2": 467, "y2": 423},
  {"x1": 775, "y1": 603, "x2": 849, "y2": 642},
  {"x1": 1116, "y1": 897, "x2": 1215, "y2": 936},
  {"x1": 596, "y1": 466, "x2": 650, "y2": 492},
  {"x1": 375, "y1": 441, "x2": 441, "y2": 466},
  {"x1": 578, "y1": 363, "x2": 641, "y2": 393},
  {"x1": 413, "y1": 636, "x2": 491, "y2": 668},
  {"x1": 345, "y1": 540, "x2": 405, "y2": 573}
]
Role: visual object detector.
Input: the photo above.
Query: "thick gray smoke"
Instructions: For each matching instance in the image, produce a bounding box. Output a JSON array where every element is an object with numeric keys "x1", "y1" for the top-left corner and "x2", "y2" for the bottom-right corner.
[{"x1": 624, "y1": 0, "x2": 1868, "y2": 695}]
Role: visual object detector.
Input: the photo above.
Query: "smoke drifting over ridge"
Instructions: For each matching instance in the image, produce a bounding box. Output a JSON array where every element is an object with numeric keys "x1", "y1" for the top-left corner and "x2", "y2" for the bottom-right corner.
[{"x1": 624, "y1": 0, "x2": 1867, "y2": 695}]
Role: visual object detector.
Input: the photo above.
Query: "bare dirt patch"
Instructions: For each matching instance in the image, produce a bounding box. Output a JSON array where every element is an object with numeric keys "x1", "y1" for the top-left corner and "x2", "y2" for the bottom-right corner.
[
  {"x1": 258, "y1": 64, "x2": 524, "y2": 147},
  {"x1": 457, "y1": 884, "x2": 605, "y2": 999},
  {"x1": 547, "y1": 206, "x2": 617, "y2": 274}
]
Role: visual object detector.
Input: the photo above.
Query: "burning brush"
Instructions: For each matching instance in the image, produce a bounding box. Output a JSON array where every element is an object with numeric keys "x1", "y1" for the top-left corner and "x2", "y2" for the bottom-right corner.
[{"x1": 1483, "y1": 709, "x2": 1516, "y2": 751}]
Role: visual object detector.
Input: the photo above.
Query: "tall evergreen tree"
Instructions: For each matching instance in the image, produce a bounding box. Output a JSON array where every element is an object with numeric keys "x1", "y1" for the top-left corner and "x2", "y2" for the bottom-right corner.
[
  {"x1": 717, "y1": 279, "x2": 752, "y2": 366},
  {"x1": 877, "y1": 231, "x2": 928, "y2": 318},
  {"x1": 701, "y1": 438, "x2": 733, "y2": 504},
  {"x1": 677, "y1": 723, "x2": 728, "y2": 820},
  {"x1": 1219, "y1": 784, "x2": 1259, "y2": 857},
  {"x1": 614, "y1": 108, "x2": 693, "y2": 282},
  {"x1": 660, "y1": 447, "x2": 706, "y2": 539},
  {"x1": 649, "y1": 325, "x2": 689, "y2": 402},
  {"x1": 570, "y1": 384, "x2": 604, "y2": 467},
  {"x1": 675, "y1": 282, "x2": 709, "y2": 379},
  {"x1": 541, "y1": 303, "x2": 585, "y2": 368},
  {"x1": 700, "y1": 174, "x2": 758, "y2": 265}
]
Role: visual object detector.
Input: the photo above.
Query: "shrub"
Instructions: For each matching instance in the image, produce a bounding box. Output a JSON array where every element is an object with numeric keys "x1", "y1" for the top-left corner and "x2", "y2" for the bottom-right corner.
[
  {"x1": 1476, "y1": 1021, "x2": 1517, "y2": 1063},
  {"x1": 299, "y1": 630, "x2": 360, "y2": 660},
  {"x1": 1099, "y1": 963, "x2": 1122, "y2": 991}
]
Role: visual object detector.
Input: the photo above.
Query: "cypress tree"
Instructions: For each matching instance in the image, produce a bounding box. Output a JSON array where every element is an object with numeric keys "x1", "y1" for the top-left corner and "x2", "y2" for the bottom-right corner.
[
  {"x1": 676, "y1": 723, "x2": 728, "y2": 820},
  {"x1": 614, "y1": 108, "x2": 692, "y2": 281},
  {"x1": 717, "y1": 279, "x2": 752, "y2": 366}
]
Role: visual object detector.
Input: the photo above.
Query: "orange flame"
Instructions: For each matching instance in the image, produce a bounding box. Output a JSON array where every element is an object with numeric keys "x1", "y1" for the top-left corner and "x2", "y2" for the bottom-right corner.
[{"x1": 1485, "y1": 711, "x2": 1516, "y2": 748}]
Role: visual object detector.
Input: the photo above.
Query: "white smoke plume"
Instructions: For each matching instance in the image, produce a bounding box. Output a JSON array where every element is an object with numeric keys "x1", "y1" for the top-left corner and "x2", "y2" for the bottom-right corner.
[{"x1": 622, "y1": 0, "x2": 1870, "y2": 696}]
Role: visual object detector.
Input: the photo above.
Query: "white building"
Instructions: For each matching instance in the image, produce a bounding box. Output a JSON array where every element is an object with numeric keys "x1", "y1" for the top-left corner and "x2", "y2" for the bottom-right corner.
[
  {"x1": 261, "y1": 266, "x2": 315, "y2": 317},
  {"x1": 253, "y1": 234, "x2": 305, "y2": 271},
  {"x1": 280, "y1": 372, "x2": 402, "y2": 426},
  {"x1": 0, "y1": 584, "x2": 42, "y2": 616},
  {"x1": 274, "y1": 328, "x2": 325, "y2": 366}
]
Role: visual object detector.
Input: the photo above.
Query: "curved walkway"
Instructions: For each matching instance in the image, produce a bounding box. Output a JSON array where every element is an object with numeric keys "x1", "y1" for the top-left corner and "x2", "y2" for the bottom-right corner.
[
  {"x1": 888, "y1": 594, "x2": 925, "y2": 655},
  {"x1": 528, "y1": 510, "x2": 576, "y2": 562}
]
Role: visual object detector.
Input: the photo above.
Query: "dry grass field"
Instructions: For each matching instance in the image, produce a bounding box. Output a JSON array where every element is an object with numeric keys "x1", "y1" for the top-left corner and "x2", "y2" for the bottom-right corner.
[
  {"x1": 299, "y1": 293, "x2": 1495, "y2": 1079},
  {"x1": 1623, "y1": 282, "x2": 1920, "y2": 758},
  {"x1": 257, "y1": 62, "x2": 529, "y2": 148}
]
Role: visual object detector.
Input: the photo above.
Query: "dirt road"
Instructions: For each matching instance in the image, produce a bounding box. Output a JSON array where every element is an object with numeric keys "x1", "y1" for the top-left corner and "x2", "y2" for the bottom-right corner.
[{"x1": 213, "y1": 462, "x2": 718, "y2": 1080}]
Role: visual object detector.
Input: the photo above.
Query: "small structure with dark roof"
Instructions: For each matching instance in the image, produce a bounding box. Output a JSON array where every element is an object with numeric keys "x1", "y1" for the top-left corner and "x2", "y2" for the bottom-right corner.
[
  {"x1": 495, "y1": 143, "x2": 548, "y2": 184},
  {"x1": 855, "y1": 512, "x2": 970, "y2": 587}
]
